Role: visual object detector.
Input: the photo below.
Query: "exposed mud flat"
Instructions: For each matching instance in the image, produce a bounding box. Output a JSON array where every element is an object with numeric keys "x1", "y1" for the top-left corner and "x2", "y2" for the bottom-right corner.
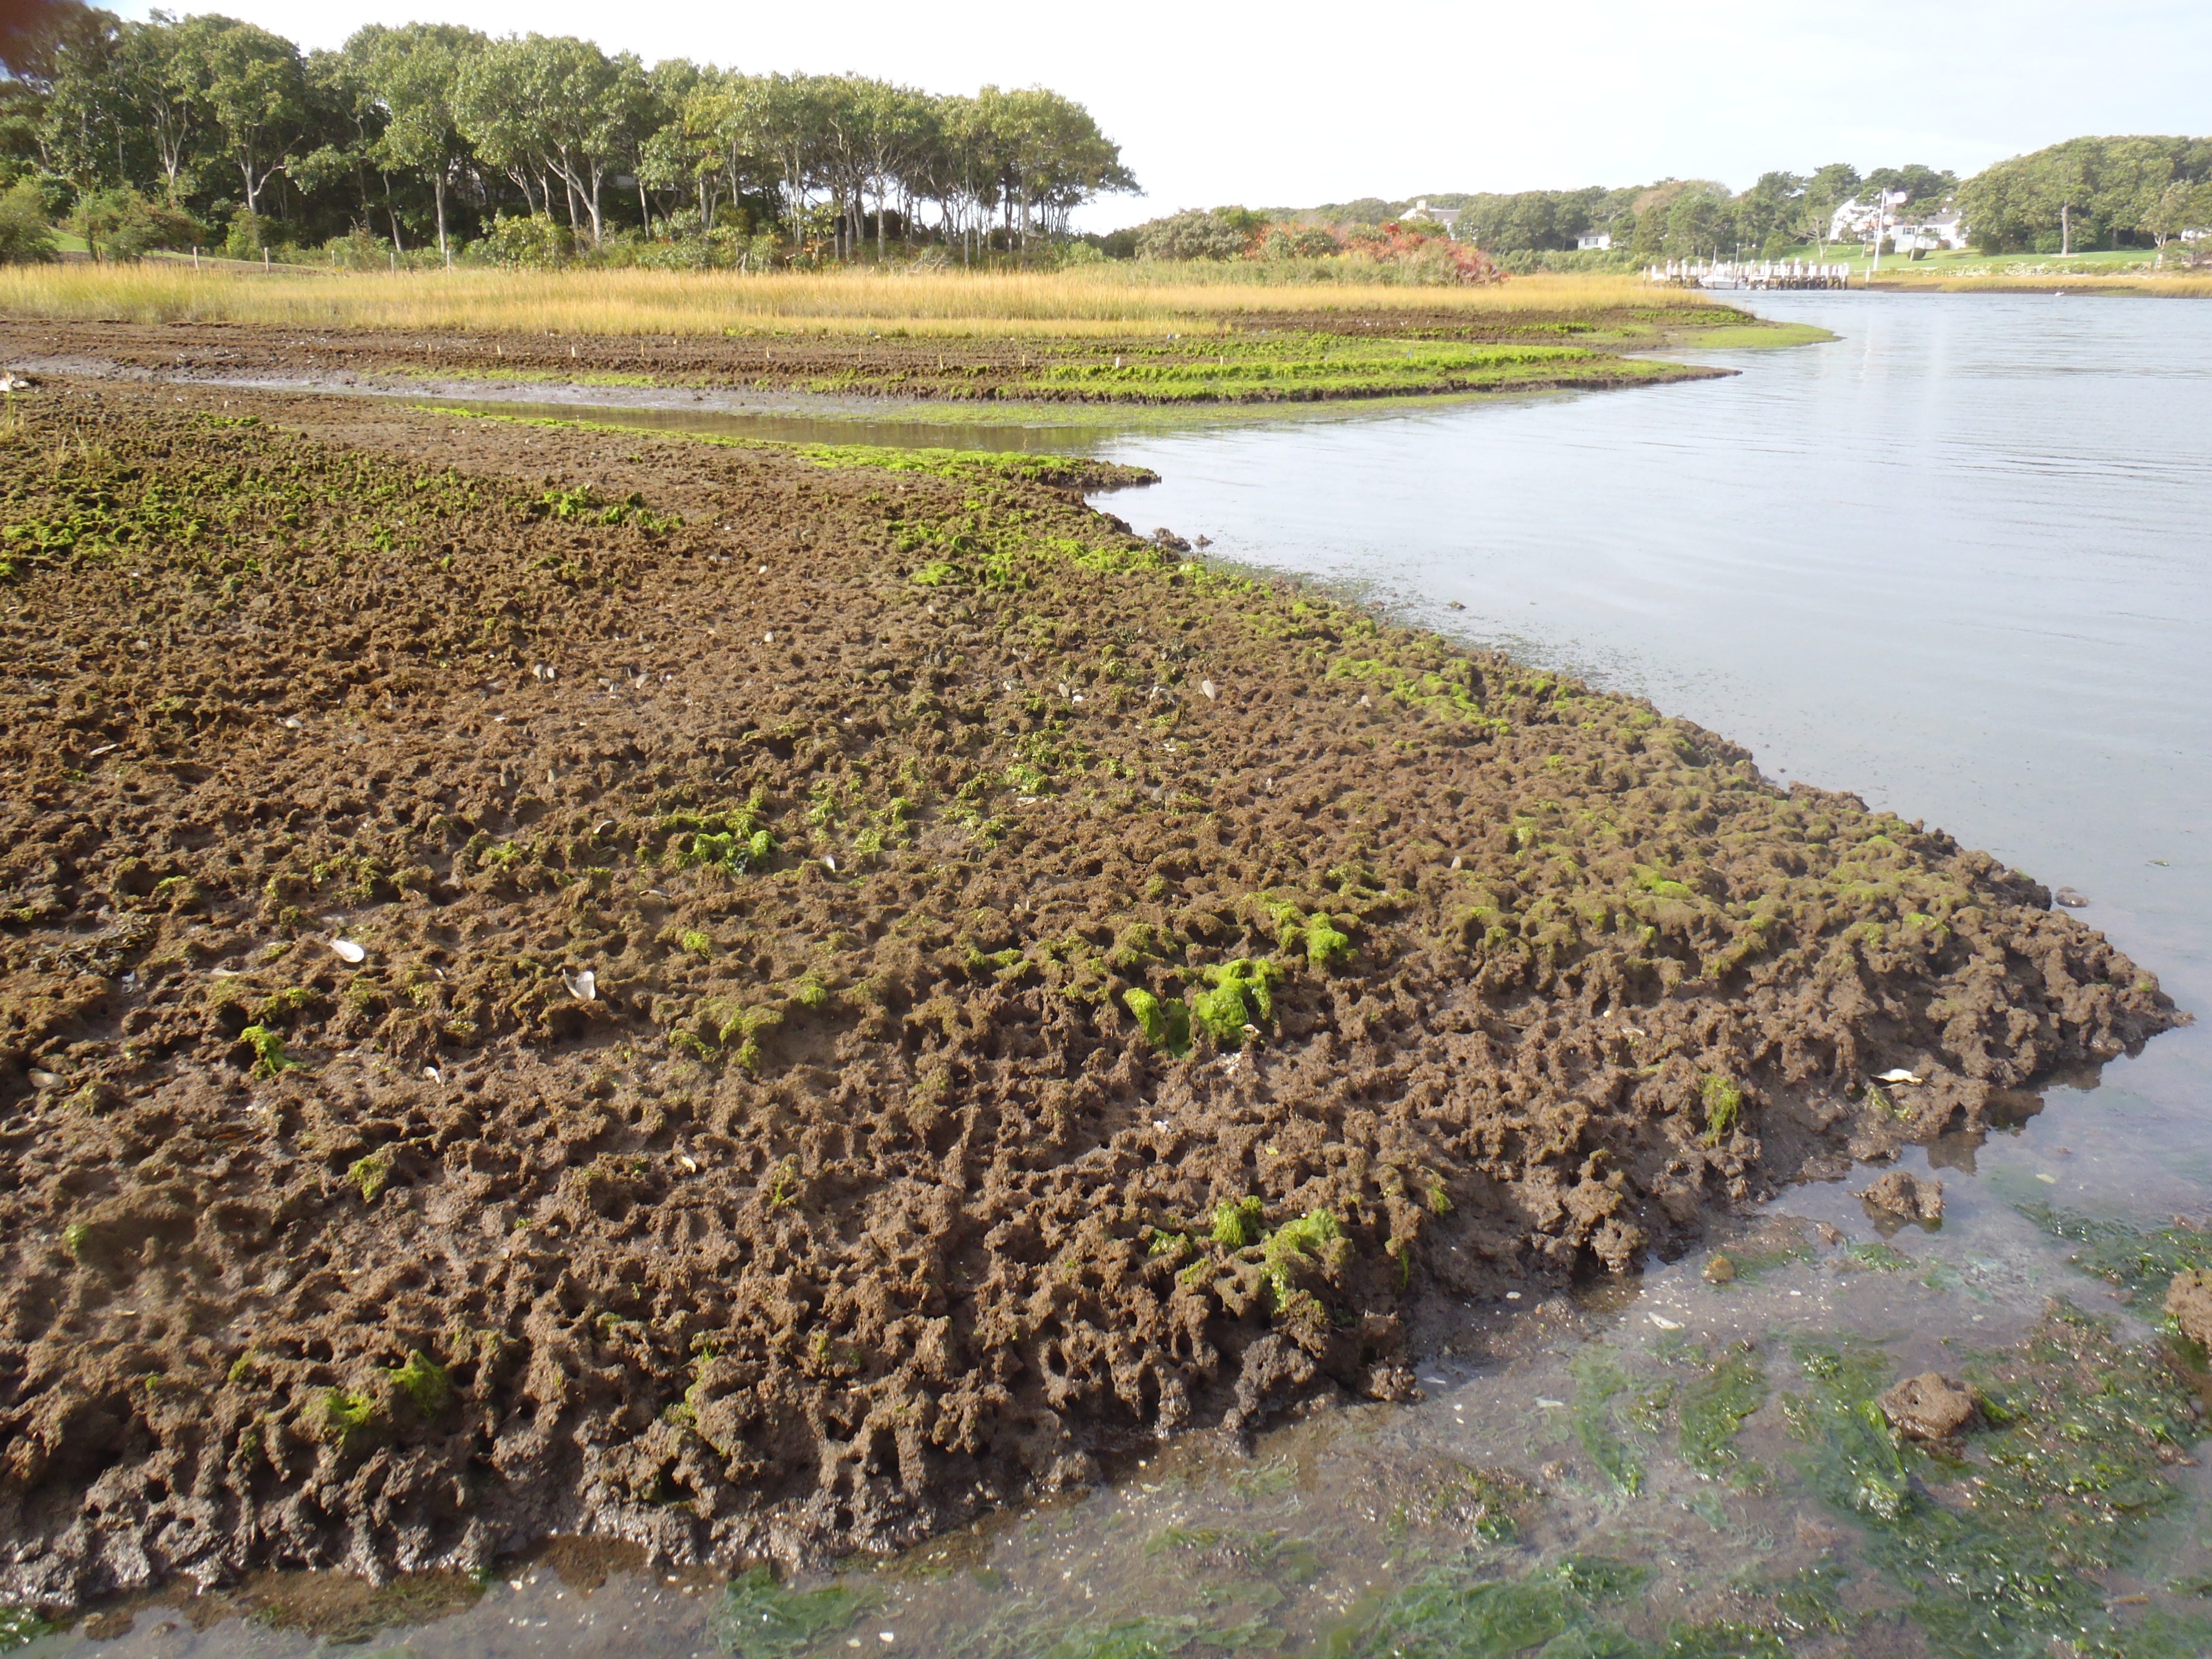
[
  {"x1": 0, "y1": 379, "x2": 2181, "y2": 1613},
  {"x1": 0, "y1": 312, "x2": 1744, "y2": 410}
]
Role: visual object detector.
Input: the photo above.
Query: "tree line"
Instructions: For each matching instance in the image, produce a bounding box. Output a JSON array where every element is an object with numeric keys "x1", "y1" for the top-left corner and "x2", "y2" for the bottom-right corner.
[
  {"x1": 1160, "y1": 139, "x2": 2210, "y2": 266},
  {"x1": 0, "y1": 1, "x2": 1136, "y2": 265}
]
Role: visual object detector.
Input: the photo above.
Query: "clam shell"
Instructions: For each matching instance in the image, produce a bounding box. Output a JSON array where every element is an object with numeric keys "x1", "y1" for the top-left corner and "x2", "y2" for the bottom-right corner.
[
  {"x1": 564, "y1": 969, "x2": 597, "y2": 1003},
  {"x1": 330, "y1": 939, "x2": 367, "y2": 965}
]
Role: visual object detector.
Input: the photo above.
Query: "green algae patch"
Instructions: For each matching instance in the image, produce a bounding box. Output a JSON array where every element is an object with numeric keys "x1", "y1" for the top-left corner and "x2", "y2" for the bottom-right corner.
[
  {"x1": 239, "y1": 1021, "x2": 296, "y2": 1078},
  {"x1": 1335, "y1": 1554, "x2": 1649, "y2": 1658},
  {"x1": 1123, "y1": 987, "x2": 1192, "y2": 1058},
  {"x1": 320, "y1": 1387, "x2": 383, "y2": 1453},
  {"x1": 710, "y1": 1564, "x2": 881, "y2": 1657},
  {"x1": 1676, "y1": 1343, "x2": 1769, "y2": 1482},
  {"x1": 1569, "y1": 1349, "x2": 1647, "y2": 1498},
  {"x1": 2015, "y1": 1201, "x2": 2212, "y2": 1297},
  {"x1": 1785, "y1": 1304, "x2": 2205, "y2": 1657},
  {"x1": 0, "y1": 1606, "x2": 55, "y2": 1651},
  {"x1": 348, "y1": 1149, "x2": 392, "y2": 1203},
  {"x1": 386, "y1": 1349, "x2": 452, "y2": 1417},
  {"x1": 1191, "y1": 958, "x2": 1282, "y2": 1045},
  {"x1": 1210, "y1": 1196, "x2": 1265, "y2": 1250},
  {"x1": 1698, "y1": 1074, "x2": 1743, "y2": 1144}
]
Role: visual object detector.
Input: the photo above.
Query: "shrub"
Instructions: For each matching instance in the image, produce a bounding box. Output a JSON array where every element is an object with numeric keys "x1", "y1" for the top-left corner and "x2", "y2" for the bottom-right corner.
[
  {"x1": 69, "y1": 187, "x2": 200, "y2": 262},
  {"x1": 224, "y1": 208, "x2": 266, "y2": 261},
  {"x1": 0, "y1": 179, "x2": 55, "y2": 265},
  {"x1": 1134, "y1": 207, "x2": 1256, "y2": 261},
  {"x1": 481, "y1": 212, "x2": 575, "y2": 268}
]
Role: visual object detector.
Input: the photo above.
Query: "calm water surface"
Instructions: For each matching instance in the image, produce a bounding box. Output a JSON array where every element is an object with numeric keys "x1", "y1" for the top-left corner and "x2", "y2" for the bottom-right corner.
[{"x1": 36, "y1": 295, "x2": 2212, "y2": 1658}]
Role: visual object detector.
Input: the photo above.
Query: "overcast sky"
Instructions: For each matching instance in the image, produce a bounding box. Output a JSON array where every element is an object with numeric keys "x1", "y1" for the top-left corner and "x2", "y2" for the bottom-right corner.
[{"x1": 112, "y1": 0, "x2": 2212, "y2": 229}]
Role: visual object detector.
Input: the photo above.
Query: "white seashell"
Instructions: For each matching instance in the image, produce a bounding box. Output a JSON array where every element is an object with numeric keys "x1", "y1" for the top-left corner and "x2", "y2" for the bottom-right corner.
[
  {"x1": 1535, "y1": 1397, "x2": 1565, "y2": 1409},
  {"x1": 1648, "y1": 1313, "x2": 1683, "y2": 1330},
  {"x1": 422, "y1": 1066, "x2": 442, "y2": 1082},
  {"x1": 564, "y1": 969, "x2": 597, "y2": 1003},
  {"x1": 28, "y1": 1069, "x2": 61, "y2": 1089},
  {"x1": 330, "y1": 938, "x2": 367, "y2": 965},
  {"x1": 1449, "y1": 854, "x2": 1462, "y2": 871},
  {"x1": 1200, "y1": 679, "x2": 1217, "y2": 701},
  {"x1": 282, "y1": 717, "x2": 302, "y2": 729},
  {"x1": 88, "y1": 743, "x2": 117, "y2": 757},
  {"x1": 1875, "y1": 1068, "x2": 1923, "y2": 1085},
  {"x1": 762, "y1": 631, "x2": 774, "y2": 644},
  {"x1": 758, "y1": 565, "x2": 768, "y2": 575},
  {"x1": 822, "y1": 855, "x2": 837, "y2": 872}
]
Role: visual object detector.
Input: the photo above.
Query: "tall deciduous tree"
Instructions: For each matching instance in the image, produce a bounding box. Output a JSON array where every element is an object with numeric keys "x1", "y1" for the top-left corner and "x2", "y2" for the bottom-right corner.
[
  {"x1": 186, "y1": 14, "x2": 310, "y2": 219},
  {"x1": 353, "y1": 22, "x2": 480, "y2": 264}
]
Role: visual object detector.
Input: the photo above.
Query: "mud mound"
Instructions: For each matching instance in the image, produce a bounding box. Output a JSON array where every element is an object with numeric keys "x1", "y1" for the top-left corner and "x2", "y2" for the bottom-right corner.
[
  {"x1": 0, "y1": 316, "x2": 1730, "y2": 408},
  {"x1": 0, "y1": 382, "x2": 2179, "y2": 1610}
]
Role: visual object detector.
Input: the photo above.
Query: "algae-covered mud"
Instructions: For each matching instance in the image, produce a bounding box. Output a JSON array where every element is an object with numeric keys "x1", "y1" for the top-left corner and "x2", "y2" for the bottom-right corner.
[
  {"x1": 0, "y1": 305, "x2": 1796, "y2": 412},
  {"x1": 0, "y1": 378, "x2": 2181, "y2": 1624}
]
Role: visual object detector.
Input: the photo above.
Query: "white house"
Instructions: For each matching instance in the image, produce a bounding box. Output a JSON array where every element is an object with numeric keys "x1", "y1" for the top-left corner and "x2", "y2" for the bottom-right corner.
[
  {"x1": 1401, "y1": 199, "x2": 1462, "y2": 232},
  {"x1": 1576, "y1": 231, "x2": 1613, "y2": 251},
  {"x1": 1829, "y1": 192, "x2": 1969, "y2": 252},
  {"x1": 1828, "y1": 190, "x2": 1910, "y2": 243}
]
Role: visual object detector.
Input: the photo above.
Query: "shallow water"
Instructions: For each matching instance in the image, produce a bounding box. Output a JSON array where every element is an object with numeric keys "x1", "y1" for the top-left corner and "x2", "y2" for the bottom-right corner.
[{"x1": 25, "y1": 296, "x2": 2212, "y2": 1657}]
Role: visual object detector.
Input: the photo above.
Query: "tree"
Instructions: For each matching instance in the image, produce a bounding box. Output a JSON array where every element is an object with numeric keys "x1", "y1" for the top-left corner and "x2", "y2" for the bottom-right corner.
[
  {"x1": 1733, "y1": 170, "x2": 1804, "y2": 248},
  {"x1": 1798, "y1": 162, "x2": 1861, "y2": 253},
  {"x1": 353, "y1": 22, "x2": 481, "y2": 263},
  {"x1": 3, "y1": 0, "x2": 123, "y2": 184},
  {"x1": 186, "y1": 14, "x2": 311, "y2": 220},
  {"x1": 1959, "y1": 137, "x2": 2212, "y2": 254},
  {"x1": 2145, "y1": 177, "x2": 2212, "y2": 254},
  {"x1": 457, "y1": 35, "x2": 630, "y2": 246}
]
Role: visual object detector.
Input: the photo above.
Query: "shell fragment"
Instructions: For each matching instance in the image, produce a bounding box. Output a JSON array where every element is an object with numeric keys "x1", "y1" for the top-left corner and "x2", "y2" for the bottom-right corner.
[
  {"x1": 564, "y1": 969, "x2": 597, "y2": 1003},
  {"x1": 330, "y1": 939, "x2": 367, "y2": 965},
  {"x1": 1875, "y1": 1068, "x2": 1923, "y2": 1085}
]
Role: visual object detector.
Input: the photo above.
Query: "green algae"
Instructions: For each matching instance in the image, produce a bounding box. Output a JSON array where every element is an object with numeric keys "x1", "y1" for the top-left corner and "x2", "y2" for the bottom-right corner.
[
  {"x1": 1261, "y1": 1208, "x2": 1348, "y2": 1308},
  {"x1": 1123, "y1": 987, "x2": 1192, "y2": 1058},
  {"x1": 385, "y1": 1350, "x2": 451, "y2": 1417},
  {"x1": 2014, "y1": 1201, "x2": 2212, "y2": 1297},
  {"x1": 239, "y1": 1021, "x2": 296, "y2": 1078},
  {"x1": 1209, "y1": 1197, "x2": 1265, "y2": 1250},
  {"x1": 1334, "y1": 1554, "x2": 1650, "y2": 1659},
  {"x1": 661, "y1": 797, "x2": 776, "y2": 877},
  {"x1": 1698, "y1": 1074, "x2": 1743, "y2": 1144},
  {"x1": 348, "y1": 1149, "x2": 392, "y2": 1202},
  {"x1": 1840, "y1": 1240, "x2": 1916, "y2": 1272},
  {"x1": 320, "y1": 1387, "x2": 382, "y2": 1452},
  {"x1": 1782, "y1": 1305, "x2": 2204, "y2": 1657},
  {"x1": 1191, "y1": 958, "x2": 1281, "y2": 1045},
  {"x1": 710, "y1": 1565, "x2": 881, "y2": 1658},
  {"x1": 1569, "y1": 1349, "x2": 1647, "y2": 1498},
  {"x1": 1676, "y1": 1343, "x2": 1769, "y2": 1482},
  {"x1": 0, "y1": 1606, "x2": 54, "y2": 1651}
]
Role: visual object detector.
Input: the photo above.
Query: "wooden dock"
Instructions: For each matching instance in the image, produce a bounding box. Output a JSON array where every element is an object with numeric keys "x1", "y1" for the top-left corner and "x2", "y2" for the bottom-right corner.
[{"x1": 1646, "y1": 259, "x2": 1850, "y2": 290}]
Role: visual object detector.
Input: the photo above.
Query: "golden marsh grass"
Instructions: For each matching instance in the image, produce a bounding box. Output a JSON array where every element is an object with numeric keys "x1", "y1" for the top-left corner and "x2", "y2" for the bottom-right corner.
[{"x1": 0, "y1": 263, "x2": 1710, "y2": 339}]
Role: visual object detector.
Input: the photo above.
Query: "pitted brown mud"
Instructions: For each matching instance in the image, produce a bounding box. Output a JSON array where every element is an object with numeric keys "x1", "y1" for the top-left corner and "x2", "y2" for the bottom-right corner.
[{"x1": 0, "y1": 381, "x2": 2178, "y2": 1611}]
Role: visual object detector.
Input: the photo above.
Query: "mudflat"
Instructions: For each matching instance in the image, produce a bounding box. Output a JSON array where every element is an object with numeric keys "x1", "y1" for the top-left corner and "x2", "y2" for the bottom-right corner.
[
  {"x1": 0, "y1": 308, "x2": 1759, "y2": 406},
  {"x1": 0, "y1": 377, "x2": 2178, "y2": 1611}
]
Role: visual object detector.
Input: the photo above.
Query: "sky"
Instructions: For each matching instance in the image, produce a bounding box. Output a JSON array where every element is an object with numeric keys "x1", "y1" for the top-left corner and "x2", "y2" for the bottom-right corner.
[{"x1": 111, "y1": 0, "x2": 2212, "y2": 230}]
